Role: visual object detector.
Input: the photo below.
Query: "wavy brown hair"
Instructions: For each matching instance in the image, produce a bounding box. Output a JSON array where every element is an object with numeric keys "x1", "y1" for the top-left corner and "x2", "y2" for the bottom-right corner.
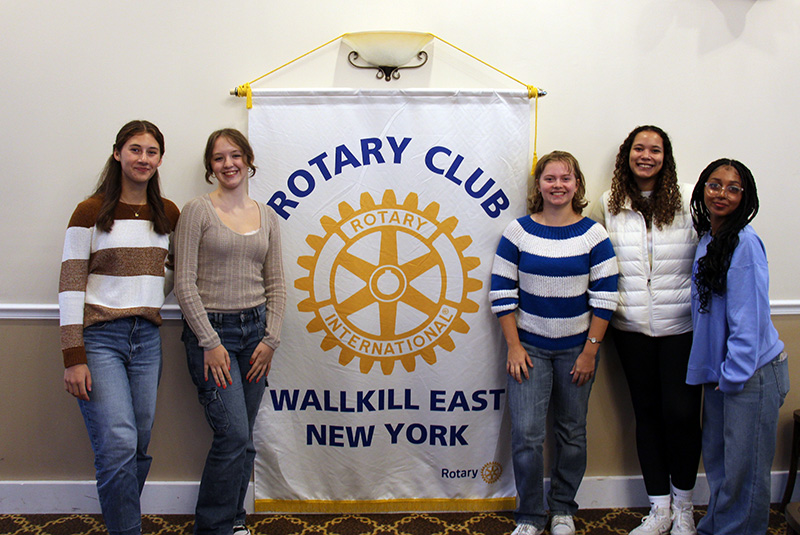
[
  {"x1": 607, "y1": 125, "x2": 681, "y2": 229},
  {"x1": 203, "y1": 128, "x2": 257, "y2": 184},
  {"x1": 92, "y1": 120, "x2": 170, "y2": 235},
  {"x1": 527, "y1": 150, "x2": 588, "y2": 214}
]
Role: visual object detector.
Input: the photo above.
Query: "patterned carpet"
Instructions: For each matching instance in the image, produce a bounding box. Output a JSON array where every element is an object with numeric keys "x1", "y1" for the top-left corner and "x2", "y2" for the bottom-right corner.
[{"x1": 0, "y1": 507, "x2": 788, "y2": 534}]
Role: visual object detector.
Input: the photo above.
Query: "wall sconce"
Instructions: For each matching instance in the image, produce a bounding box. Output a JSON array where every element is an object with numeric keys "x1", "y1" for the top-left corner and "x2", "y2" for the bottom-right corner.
[{"x1": 343, "y1": 31, "x2": 434, "y2": 82}]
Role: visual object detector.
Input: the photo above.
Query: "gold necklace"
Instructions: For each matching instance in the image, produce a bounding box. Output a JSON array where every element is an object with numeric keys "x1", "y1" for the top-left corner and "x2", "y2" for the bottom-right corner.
[{"x1": 123, "y1": 202, "x2": 146, "y2": 218}]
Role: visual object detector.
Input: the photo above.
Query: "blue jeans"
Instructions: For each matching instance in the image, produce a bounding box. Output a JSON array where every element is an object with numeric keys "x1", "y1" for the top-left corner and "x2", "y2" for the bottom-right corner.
[
  {"x1": 79, "y1": 317, "x2": 162, "y2": 535},
  {"x1": 507, "y1": 342, "x2": 596, "y2": 529},
  {"x1": 697, "y1": 354, "x2": 789, "y2": 535},
  {"x1": 182, "y1": 304, "x2": 267, "y2": 535}
]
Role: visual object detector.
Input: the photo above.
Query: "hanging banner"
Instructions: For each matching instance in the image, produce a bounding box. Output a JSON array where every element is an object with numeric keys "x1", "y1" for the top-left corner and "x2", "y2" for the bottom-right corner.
[{"x1": 249, "y1": 89, "x2": 530, "y2": 513}]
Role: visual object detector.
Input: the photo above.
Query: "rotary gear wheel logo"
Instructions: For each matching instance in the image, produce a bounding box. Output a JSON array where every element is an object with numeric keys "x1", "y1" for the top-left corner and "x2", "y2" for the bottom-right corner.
[
  {"x1": 295, "y1": 190, "x2": 482, "y2": 375},
  {"x1": 481, "y1": 462, "x2": 502, "y2": 484}
]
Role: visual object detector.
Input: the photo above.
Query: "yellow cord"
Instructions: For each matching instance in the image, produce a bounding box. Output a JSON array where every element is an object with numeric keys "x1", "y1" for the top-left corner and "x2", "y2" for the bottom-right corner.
[
  {"x1": 531, "y1": 89, "x2": 538, "y2": 175},
  {"x1": 431, "y1": 34, "x2": 538, "y2": 173},
  {"x1": 236, "y1": 33, "x2": 347, "y2": 108},
  {"x1": 233, "y1": 33, "x2": 541, "y2": 172}
]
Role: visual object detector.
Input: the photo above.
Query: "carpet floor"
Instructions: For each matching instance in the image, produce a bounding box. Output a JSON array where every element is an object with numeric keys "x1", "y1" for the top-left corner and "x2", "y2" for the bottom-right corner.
[{"x1": 0, "y1": 507, "x2": 788, "y2": 534}]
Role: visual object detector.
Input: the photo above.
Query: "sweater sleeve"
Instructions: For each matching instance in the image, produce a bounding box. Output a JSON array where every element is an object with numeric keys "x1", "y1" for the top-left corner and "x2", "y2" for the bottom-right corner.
[
  {"x1": 58, "y1": 201, "x2": 97, "y2": 367},
  {"x1": 489, "y1": 222, "x2": 521, "y2": 317},
  {"x1": 260, "y1": 207, "x2": 287, "y2": 349},
  {"x1": 174, "y1": 198, "x2": 221, "y2": 350},
  {"x1": 587, "y1": 224, "x2": 619, "y2": 320},
  {"x1": 163, "y1": 199, "x2": 180, "y2": 297},
  {"x1": 718, "y1": 233, "x2": 770, "y2": 393}
]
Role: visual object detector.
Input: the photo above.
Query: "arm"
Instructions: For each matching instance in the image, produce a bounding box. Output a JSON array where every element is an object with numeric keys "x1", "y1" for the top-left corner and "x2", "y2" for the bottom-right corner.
[
  {"x1": 499, "y1": 313, "x2": 532, "y2": 383},
  {"x1": 163, "y1": 200, "x2": 180, "y2": 297},
  {"x1": 719, "y1": 234, "x2": 770, "y2": 393},
  {"x1": 174, "y1": 200, "x2": 231, "y2": 387},
  {"x1": 489, "y1": 225, "x2": 528, "y2": 381},
  {"x1": 64, "y1": 364, "x2": 92, "y2": 401},
  {"x1": 571, "y1": 315, "x2": 610, "y2": 386},
  {"x1": 575, "y1": 224, "x2": 619, "y2": 386},
  {"x1": 247, "y1": 208, "x2": 287, "y2": 383},
  {"x1": 59, "y1": 202, "x2": 94, "y2": 399}
]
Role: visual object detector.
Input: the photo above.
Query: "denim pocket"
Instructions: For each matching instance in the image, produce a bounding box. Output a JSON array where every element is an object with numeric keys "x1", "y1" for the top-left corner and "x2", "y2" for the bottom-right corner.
[
  {"x1": 773, "y1": 353, "x2": 790, "y2": 403},
  {"x1": 198, "y1": 388, "x2": 230, "y2": 434}
]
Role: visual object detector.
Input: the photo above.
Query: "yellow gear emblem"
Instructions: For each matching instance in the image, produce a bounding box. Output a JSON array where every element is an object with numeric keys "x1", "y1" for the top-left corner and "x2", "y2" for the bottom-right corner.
[
  {"x1": 295, "y1": 190, "x2": 482, "y2": 374},
  {"x1": 481, "y1": 462, "x2": 502, "y2": 484}
]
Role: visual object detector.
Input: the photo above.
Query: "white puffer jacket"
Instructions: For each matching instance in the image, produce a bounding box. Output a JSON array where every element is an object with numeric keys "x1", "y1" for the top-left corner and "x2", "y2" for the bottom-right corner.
[{"x1": 593, "y1": 183, "x2": 697, "y2": 336}]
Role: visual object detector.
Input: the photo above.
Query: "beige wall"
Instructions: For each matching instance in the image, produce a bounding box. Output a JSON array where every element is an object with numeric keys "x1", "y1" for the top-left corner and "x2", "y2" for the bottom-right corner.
[
  {"x1": 2, "y1": 0, "x2": 800, "y2": 306},
  {"x1": 3, "y1": 316, "x2": 798, "y2": 481},
  {"x1": 2, "y1": 0, "x2": 800, "y2": 495}
]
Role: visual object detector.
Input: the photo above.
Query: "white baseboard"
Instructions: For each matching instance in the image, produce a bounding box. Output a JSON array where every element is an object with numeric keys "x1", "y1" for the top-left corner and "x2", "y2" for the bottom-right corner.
[
  {"x1": 0, "y1": 481, "x2": 251, "y2": 515},
  {"x1": 1, "y1": 473, "x2": 796, "y2": 514},
  {"x1": 577, "y1": 471, "x2": 793, "y2": 508}
]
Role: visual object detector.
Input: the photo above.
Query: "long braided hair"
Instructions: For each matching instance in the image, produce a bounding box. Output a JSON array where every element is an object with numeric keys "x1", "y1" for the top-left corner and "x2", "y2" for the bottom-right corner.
[{"x1": 690, "y1": 158, "x2": 759, "y2": 312}]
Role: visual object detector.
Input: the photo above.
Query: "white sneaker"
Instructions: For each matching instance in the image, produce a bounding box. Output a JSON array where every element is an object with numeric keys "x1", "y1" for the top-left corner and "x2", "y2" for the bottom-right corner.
[
  {"x1": 670, "y1": 501, "x2": 696, "y2": 535},
  {"x1": 551, "y1": 514, "x2": 576, "y2": 535},
  {"x1": 511, "y1": 522, "x2": 544, "y2": 535},
  {"x1": 232, "y1": 525, "x2": 250, "y2": 535},
  {"x1": 630, "y1": 505, "x2": 671, "y2": 535}
]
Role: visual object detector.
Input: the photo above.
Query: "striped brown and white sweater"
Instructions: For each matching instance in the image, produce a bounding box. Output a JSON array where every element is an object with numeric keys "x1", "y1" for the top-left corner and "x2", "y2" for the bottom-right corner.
[{"x1": 59, "y1": 195, "x2": 180, "y2": 367}]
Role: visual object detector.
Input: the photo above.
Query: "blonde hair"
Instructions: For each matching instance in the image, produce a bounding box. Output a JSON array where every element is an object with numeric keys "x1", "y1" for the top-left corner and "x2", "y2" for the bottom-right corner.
[{"x1": 527, "y1": 150, "x2": 588, "y2": 214}]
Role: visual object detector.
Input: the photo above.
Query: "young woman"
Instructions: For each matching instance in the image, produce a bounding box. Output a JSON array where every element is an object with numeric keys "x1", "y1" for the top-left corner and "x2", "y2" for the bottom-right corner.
[
  {"x1": 593, "y1": 125, "x2": 701, "y2": 535},
  {"x1": 175, "y1": 128, "x2": 286, "y2": 535},
  {"x1": 490, "y1": 151, "x2": 619, "y2": 535},
  {"x1": 688, "y1": 158, "x2": 788, "y2": 535},
  {"x1": 59, "y1": 120, "x2": 180, "y2": 535}
]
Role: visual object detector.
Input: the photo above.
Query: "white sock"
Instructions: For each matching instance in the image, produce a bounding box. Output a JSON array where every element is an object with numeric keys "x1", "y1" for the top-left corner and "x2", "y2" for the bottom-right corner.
[
  {"x1": 649, "y1": 494, "x2": 671, "y2": 511},
  {"x1": 671, "y1": 485, "x2": 694, "y2": 507}
]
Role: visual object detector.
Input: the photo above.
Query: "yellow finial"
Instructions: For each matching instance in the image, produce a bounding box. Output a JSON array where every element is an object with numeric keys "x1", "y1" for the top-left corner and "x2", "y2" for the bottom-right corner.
[{"x1": 237, "y1": 84, "x2": 253, "y2": 109}]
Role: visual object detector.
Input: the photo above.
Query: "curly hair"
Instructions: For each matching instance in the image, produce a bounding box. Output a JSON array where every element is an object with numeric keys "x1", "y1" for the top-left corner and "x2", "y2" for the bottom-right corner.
[
  {"x1": 607, "y1": 125, "x2": 681, "y2": 229},
  {"x1": 527, "y1": 150, "x2": 588, "y2": 214},
  {"x1": 92, "y1": 120, "x2": 171, "y2": 235},
  {"x1": 690, "y1": 158, "x2": 759, "y2": 313}
]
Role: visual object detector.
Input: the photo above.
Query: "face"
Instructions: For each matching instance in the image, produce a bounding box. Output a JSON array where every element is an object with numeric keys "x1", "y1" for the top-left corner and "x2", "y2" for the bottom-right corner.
[
  {"x1": 538, "y1": 160, "x2": 578, "y2": 209},
  {"x1": 704, "y1": 165, "x2": 742, "y2": 226},
  {"x1": 211, "y1": 136, "x2": 248, "y2": 191},
  {"x1": 628, "y1": 130, "x2": 664, "y2": 187},
  {"x1": 114, "y1": 133, "x2": 162, "y2": 186}
]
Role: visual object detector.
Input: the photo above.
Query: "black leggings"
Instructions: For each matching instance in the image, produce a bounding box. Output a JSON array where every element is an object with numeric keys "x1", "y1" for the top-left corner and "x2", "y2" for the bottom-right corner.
[{"x1": 612, "y1": 328, "x2": 702, "y2": 496}]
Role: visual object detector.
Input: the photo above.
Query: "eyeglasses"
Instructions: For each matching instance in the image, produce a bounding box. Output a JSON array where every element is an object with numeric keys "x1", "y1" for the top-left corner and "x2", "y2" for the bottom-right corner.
[{"x1": 705, "y1": 182, "x2": 743, "y2": 198}]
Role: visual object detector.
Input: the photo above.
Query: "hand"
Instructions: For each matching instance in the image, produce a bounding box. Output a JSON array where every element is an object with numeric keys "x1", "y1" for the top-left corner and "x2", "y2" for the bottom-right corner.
[
  {"x1": 246, "y1": 342, "x2": 274, "y2": 384},
  {"x1": 506, "y1": 343, "x2": 533, "y2": 384},
  {"x1": 64, "y1": 364, "x2": 92, "y2": 401},
  {"x1": 570, "y1": 350, "x2": 596, "y2": 386},
  {"x1": 204, "y1": 345, "x2": 232, "y2": 388}
]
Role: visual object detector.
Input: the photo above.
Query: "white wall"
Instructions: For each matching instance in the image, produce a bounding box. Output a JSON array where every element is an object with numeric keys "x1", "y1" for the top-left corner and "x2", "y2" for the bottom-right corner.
[{"x1": 2, "y1": 0, "x2": 799, "y2": 305}]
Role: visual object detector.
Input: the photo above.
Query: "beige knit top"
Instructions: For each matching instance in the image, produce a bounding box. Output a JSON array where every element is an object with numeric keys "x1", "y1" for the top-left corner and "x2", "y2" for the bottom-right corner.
[{"x1": 174, "y1": 194, "x2": 286, "y2": 350}]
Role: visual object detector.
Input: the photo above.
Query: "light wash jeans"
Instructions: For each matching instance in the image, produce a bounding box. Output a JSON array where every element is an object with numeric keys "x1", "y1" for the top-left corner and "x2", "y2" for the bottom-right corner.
[
  {"x1": 697, "y1": 354, "x2": 789, "y2": 535},
  {"x1": 507, "y1": 341, "x2": 596, "y2": 529},
  {"x1": 182, "y1": 304, "x2": 267, "y2": 535},
  {"x1": 79, "y1": 316, "x2": 162, "y2": 535}
]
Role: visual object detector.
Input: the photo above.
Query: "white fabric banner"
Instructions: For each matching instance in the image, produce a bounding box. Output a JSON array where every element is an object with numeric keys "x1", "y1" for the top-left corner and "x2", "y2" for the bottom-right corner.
[{"x1": 249, "y1": 89, "x2": 529, "y2": 513}]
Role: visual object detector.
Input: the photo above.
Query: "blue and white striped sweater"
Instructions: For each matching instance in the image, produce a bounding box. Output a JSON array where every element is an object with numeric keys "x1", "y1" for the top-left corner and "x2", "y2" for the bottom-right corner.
[{"x1": 490, "y1": 216, "x2": 619, "y2": 350}]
